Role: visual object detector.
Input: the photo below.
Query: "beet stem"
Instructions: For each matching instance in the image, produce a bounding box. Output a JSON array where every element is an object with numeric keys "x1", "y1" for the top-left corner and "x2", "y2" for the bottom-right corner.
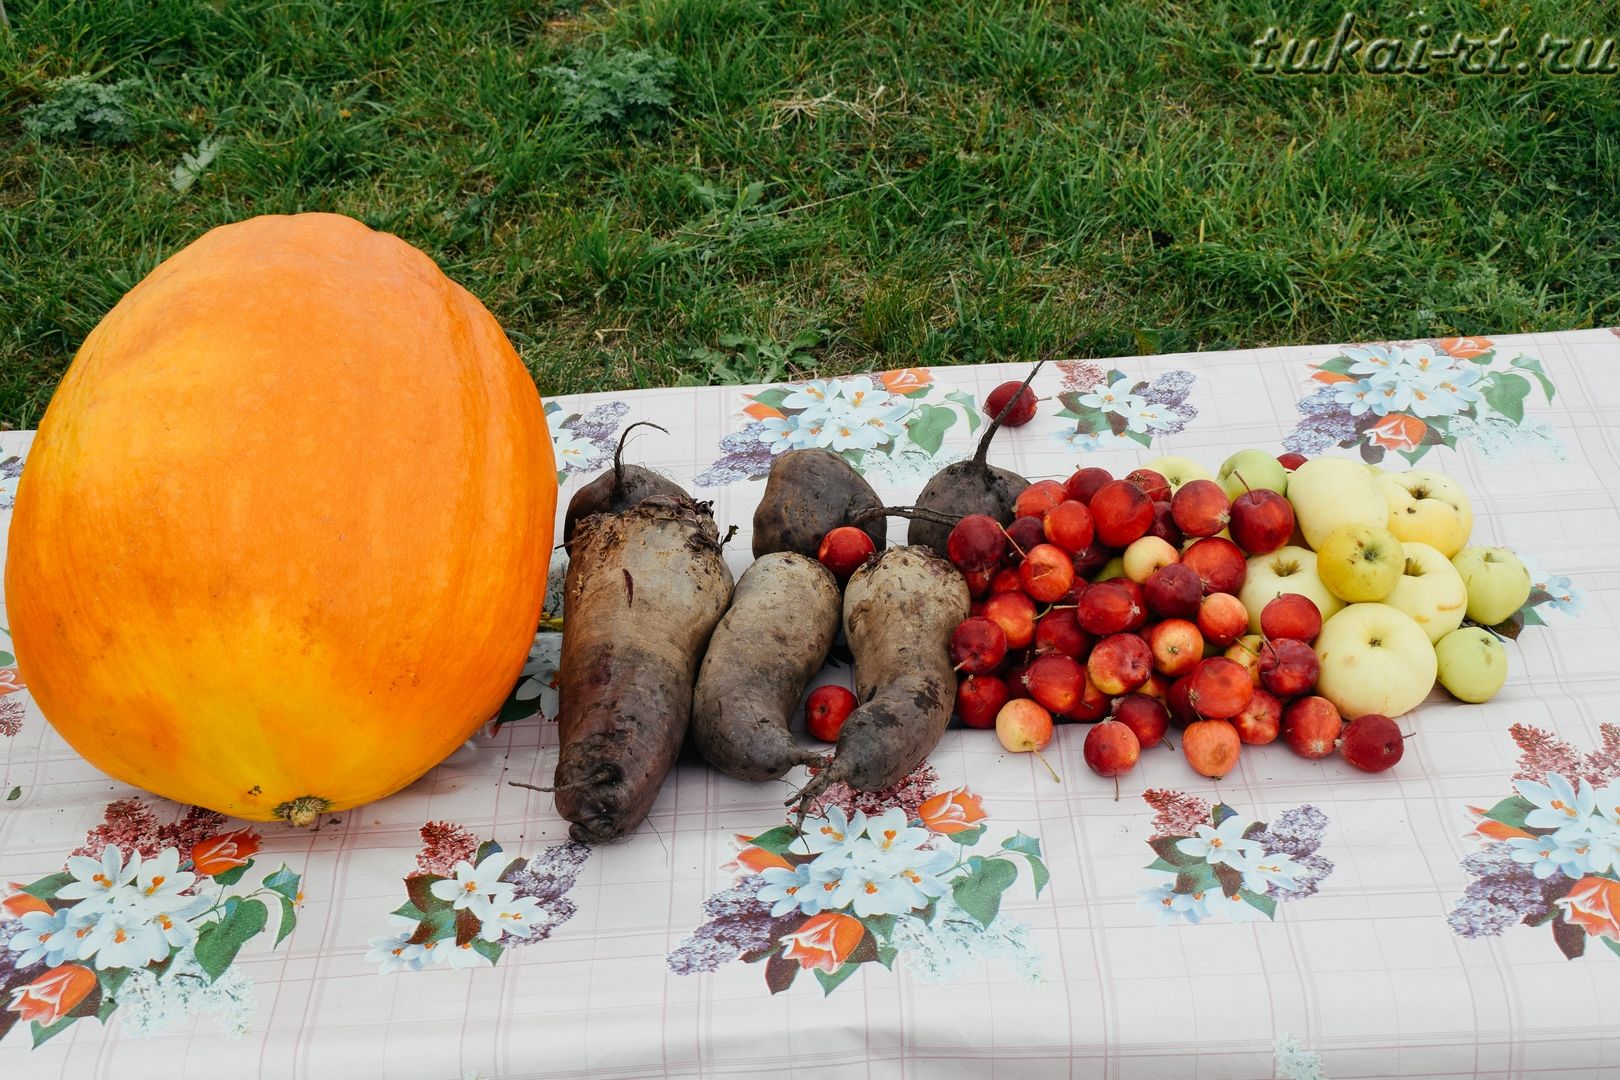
[
  {"x1": 973, "y1": 358, "x2": 1047, "y2": 466},
  {"x1": 612, "y1": 420, "x2": 669, "y2": 493}
]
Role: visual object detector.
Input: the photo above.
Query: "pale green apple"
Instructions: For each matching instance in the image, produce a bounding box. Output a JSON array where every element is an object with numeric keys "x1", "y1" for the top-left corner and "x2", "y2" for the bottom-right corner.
[
  {"x1": 1434, "y1": 626, "x2": 1508, "y2": 703},
  {"x1": 1314, "y1": 603, "x2": 1437, "y2": 718},
  {"x1": 1142, "y1": 455, "x2": 1213, "y2": 493},
  {"x1": 1094, "y1": 554, "x2": 1127, "y2": 582},
  {"x1": 1218, "y1": 449, "x2": 1289, "y2": 500},
  {"x1": 1378, "y1": 470, "x2": 1474, "y2": 558},
  {"x1": 1238, "y1": 545, "x2": 1345, "y2": 633},
  {"x1": 1385, "y1": 542, "x2": 1468, "y2": 643},
  {"x1": 1452, "y1": 546, "x2": 1531, "y2": 625},
  {"x1": 1316, "y1": 523, "x2": 1404, "y2": 603},
  {"x1": 1285, "y1": 457, "x2": 1390, "y2": 549}
]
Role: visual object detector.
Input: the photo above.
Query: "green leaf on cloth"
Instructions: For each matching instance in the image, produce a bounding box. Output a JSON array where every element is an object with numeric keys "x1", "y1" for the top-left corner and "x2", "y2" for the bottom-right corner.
[
  {"x1": 1510, "y1": 355, "x2": 1555, "y2": 401},
  {"x1": 1482, "y1": 371, "x2": 1532, "y2": 423},
  {"x1": 951, "y1": 856, "x2": 1019, "y2": 928},
  {"x1": 195, "y1": 898, "x2": 269, "y2": 982}
]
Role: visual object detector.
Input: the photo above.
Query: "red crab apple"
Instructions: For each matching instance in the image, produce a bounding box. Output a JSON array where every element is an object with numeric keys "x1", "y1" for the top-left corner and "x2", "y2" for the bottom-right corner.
[
  {"x1": 990, "y1": 567, "x2": 1023, "y2": 594},
  {"x1": 1035, "y1": 607, "x2": 1091, "y2": 658},
  {"x1": 1183, "y1": 719, "x2": 1241, "y2": 779},
  {"x1": 806, "y1": 685, "x2": 858, "y2": 742},
  {"x1": 1112, "y1": 693, "x2": 1170, "y2": 750},
  {"x1": 1230, "y1": 687, "x2": 1282, "y2": 744},
  {"x1": 1167, "y1": 674, "x2": 1198, "y2": 728},
  {"x1": 1089, "y1": 480, "x2": 1154, "y2": 547},
  {"x1": 950, "y1": 616, "x2": 1008, "y2": 675},
  {"x1": 1065, "y1": 467, "x2": 1114, "y2": 505},
  {"x1": 1123, "y1": 536, "x2": 1179, "y2": 583},
  {"x1": 956, "y1": 674, "x2": 1009, "y2": 729},
  {"x1": 996, "y1": 699, "x2": 1061, "y2": 781},
  {"x1": 1340, "y1": 713, "x2": 1405, "y2": 772},
  {"x1": 983, "y1": 591, "x2": 1037, "y2": 649},
  {"x1": 1022, "y1": 653, "x2": 1087, "y2": 716},
  {"x1": 962, "y1": 566, "x2": 995, "y2": 598},
  {"x1": 1147, "y1": 500, "x2": 1185, "y2": 546},
  {"x1": 817, "y1": 526, "x2": 874, "y2": 581},
  {"x1": 1147, "y1": 618, "x2": 1204, "y2": 677},
  {"x1": 1084, "y1": 719, "x2": 1141, "y2": 798},
  {"x1": 1197, "y1": 593, "x2": 1249, "y2": 647},
  {"x1": 1014, "y1": 480, "x2": 1068, "y2": 520},
  {"x1": 1067, "y1": 673, "x2": 1112, "y2": 722},
  {"x1": 1070, "y1": 538, "x2": 1111, "y2": 581},
  {"x1": 947, "y1": 514, "x2": 1006, "y2": 574},
  {"x1": 1145, "y1": 562, "x2": 1203, "y2": 619},
  {"x1": 1077, "y1": 581, "x2": 1140, "y2": 635},
  {"x1": 984, "y1": 380, "x2": 1038, "y2": 426},
  {"x1": 1043, "y1": 499, "x2": 1096, "y2": 553},
  {"x1": 1186, "y1": 657, "x2": 1254, "y2": 720},
  {"x1": 1224, "y1": 634, "x2": 1265, "y2": 687},
  {"x1": 1181, "y1": 537, "x2": 1247, "y2": 595},
  {"x1": 1171, "y1": 479, "x2": 1231, "y2": 538},
  {"x1": 1003, "y1": 515, "x2": 1046, "y2": 560},
  {"x1": 1111, "y1": 578, "x2": 1150, "y2": 631},
  {"x1": 1282, "y1": 696, "x2": 1342, "y2": 759},
  {"x1": 1261, "y1": 593, "x2": 1323, "y2": 642},
  {"x1": 1125, "y1": 468, "x2": 1171, "y2": 504},
  {"x1": 1019, "y1": 543, "x2": 1076, "y2": 602},
  {"x1": 1139, "y1": 670, "x2": 1173, "y2": 703},
  {"x1": 1229, "y1": 488, "x2": 1295, "y2": 555},
  {"x1": 1277, "y1": 452, "x2": 1308, "y2": 471},
  {"x1": 1088, "y1": 632, "x2": 1153, "y2": 696},
  {"x1": 1258, "y1": 638, "x2": 1319, "y2": 698}
]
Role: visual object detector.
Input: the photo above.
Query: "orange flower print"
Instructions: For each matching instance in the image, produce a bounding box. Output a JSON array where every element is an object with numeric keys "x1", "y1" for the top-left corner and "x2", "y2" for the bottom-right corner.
[
  {"x1": 918, "y1": 786, "x2": 987, "y2": 835},
  {"x1": 1557, "y1": 876, "x2": 1620, "y2": 942},
  {"x1": 1439, "y1": 337, "x2": 1492, "y2": 359},
  {"x1": 743, "y1": 400, "x2": 786, "y2": 421},
  {"x1": 723, "y1": 834, "x2": 792, "y2": 875},
  {"x1": 6, "y1": 964, "x2": 97, "y2": 1026},
  {"x1": 879, "y1": 368, "x2": 931, "y2": 395},
  {"x1": 1, "y1": 884, "x2": 52, "y2": 918},
  {"x1": 1310, "y1": 369, "x2": 1356, "y2": 384},
  {"x1": 191, "y1": 828, "x2": 261, "y2": 876},
  {"x1": 780, "y1": 912, "x2": 865, "y2": 973},
  {"x1": 0, "y1": 668, "x2": 22, "y2": 697},
  {"x1": 1366, "y1": 413, "x2": 1427, "y2": 453}
]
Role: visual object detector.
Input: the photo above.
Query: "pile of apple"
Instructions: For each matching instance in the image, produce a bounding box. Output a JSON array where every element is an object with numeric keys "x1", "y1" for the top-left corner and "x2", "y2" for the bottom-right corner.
[{"x1": 935, "y1": 450, "x2": 1527, "y2": 788}]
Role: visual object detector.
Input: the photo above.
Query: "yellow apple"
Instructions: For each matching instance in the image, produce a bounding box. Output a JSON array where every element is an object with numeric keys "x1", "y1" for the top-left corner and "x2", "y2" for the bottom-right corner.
[
  {"x1": 1385, "y1": 542, "x2": 1468, "y2": 643},
  {"x1": 1378, "y1": 471, "x2": 1473, "y2": 558},
  {"x1": 1314, "y1": 603, "x2": 1437, "y2": 718},
  {"x1": 1142, "y1": 455, "x2": 1212, "y2": 493},
  {"x1": 1286, "y1": 457, "x2": 1390, "y2": 549},
  {"x1": 1434, "y1": 626, "x2": 1508, "y2": 703},
  {"x1": 1316, "y1": 523, "x2": 1404, "y2": 602},
  {"x1": 1238, "y1": 545, "x2": 1345, "y2": 633},
  {"x1": 1123, "y1": 536, "x2": 1179, "y2": 583},
  {"x1": 1452, "y1": 546, "x2": 1532, "y2": 625}
]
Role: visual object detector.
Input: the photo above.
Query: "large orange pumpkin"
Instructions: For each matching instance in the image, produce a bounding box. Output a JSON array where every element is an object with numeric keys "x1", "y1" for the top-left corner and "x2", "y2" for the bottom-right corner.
[{"x1": 5, "y1": 213, "x2": 556, "y2": 823}]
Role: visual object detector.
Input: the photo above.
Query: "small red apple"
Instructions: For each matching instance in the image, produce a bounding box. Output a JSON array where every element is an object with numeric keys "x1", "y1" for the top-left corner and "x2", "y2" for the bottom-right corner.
[
  {"x1": 1064, "y1": 467, "x2": 1114, "y2": 504},
  {"x1": 1144, "y1": 562, "x2": 1204, "y2": 619},
  {"x1": 956, "y1": 674, "x2": 1009, "y2": 729},
  {"x1": 1261, "y1": 593, "x2": 1323, "y2": 643},
  {"x1": 1182, "y1": 719, "x2": 1241, "y2": 779},
  {"x1": 1019, "y1": 543, "x2": 1076, "y2": 602},
  {"x1": 1087, "y1": 632, "x2": 1153, "y2": 696},
  {"x1": 1084, "y1": 719, "x2": 1141, "y2": 797},
  {"x1": 806, "y1": 685, "x2": 858, "y2": 742},
  {"x1": 1076, "y1": 581, "x2": 1139, "y2": 635},
  {"x1": 1186, "y1": 657, "x2": 1254, "y2": 720},
  {"x1": 1022, "y1": 653, "x2": 1087, "y2": 716},
  {"x1": 1043, "y1": 499, "x2": 1095, "y2": 553},
  {"x1": 982, "y1": 591, "x2": 1037, "y2": 649},
  {"x1": 1258, "y1": 638, "x2": 1320, "y2": 699},
  {"x1": 1229, "y1": 488, "x2": 1295, "y2": 555},
  {"x1": 1181, "y1": 536, "x2": 1247, "y2": 595},
  {"x1": 1282, "y1": 696, "x2": 1342, "y2": 759},
  {"x1": 1170, "y1": 479, "x2": 1231, "y2": 538},
  {"x1": 1034, "y1": 607, "x2": 1091, "y2": 658},
  {"x1": 1147, "y1": 618, "x2": 1204, "y2": 677},
  {"x1": 996, "y1": 699, "x2": 1061, "y2": 781},
  {"x1": 1111, "y1": 693, "x2": 1170, "y2": 750},
  {"x1": 985, "y1": 380, "x2": 1038, "y2": 426},
  {"x1": 1196, "y1": 592, "x2": 1249, "y2": 647},
  {"x1": 946, "y1": 514, "x2": 1008, "y2": 574},
  {"x1": 950, "y1": 616, "x2": 1009, "y2": 675},
  {"x1": 1089, "y1": 480, "x2": 1154, "y2": 547},
  {"x1": 817, "y1": 526, "x2": 875, "y2": 580},
  {"x1": 1125, "y1": 468, "x2": 1171, "y2": 504},
  {"x1": 1340, "y1": 713, "x2": 1404, "y2": 772},
  {"x1": 1014, "y1": 480, "x2": 1068, "y2": 520},
  {"x1": 1230, "y1": 687, "x2": 1282, "y2": 744}
]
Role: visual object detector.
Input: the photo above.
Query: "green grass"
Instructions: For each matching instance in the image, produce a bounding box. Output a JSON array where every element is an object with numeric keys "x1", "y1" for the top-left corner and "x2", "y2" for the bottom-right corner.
[{"x1": 2, "y1": 0, "x2": 1618, "y2": 426}]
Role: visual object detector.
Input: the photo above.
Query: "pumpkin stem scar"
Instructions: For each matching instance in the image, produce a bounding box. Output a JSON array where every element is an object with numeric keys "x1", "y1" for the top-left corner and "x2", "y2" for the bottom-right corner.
[{"x1": 273, "y1": 795, "x2": 330, "y2": 828}]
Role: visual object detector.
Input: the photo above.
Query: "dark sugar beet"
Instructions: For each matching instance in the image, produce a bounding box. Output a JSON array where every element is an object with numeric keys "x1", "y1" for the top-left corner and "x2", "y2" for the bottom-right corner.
[
  {"x1": 751, "y1": 448, "x2": 886, "y2": 559},
  {"x1": 563, "y1": 422, "x2": 689, "y2": 543},
  {"x1": 906, "y1": 361, "x2": 1044, "y2": 554},
  {"x1": 789, "y1": 547, "x2": 970, "y2": 818},
  {"x1": 553, "y1": 496, "x2": 733, "y2": 842}
]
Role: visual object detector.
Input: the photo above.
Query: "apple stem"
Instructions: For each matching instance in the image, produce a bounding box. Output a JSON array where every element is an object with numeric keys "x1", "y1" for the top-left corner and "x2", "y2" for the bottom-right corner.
[
  {"x1": 1233, "y1": 470, "x2": 1253, "y2": 495},
  {"x1": 1032, "y1": 748, "x2": 1061, "y2": 783},
  {"x1": 997, "y1": 522, "x2": 1028, "y2": 560},
  {"x1": 1113, "y1": 774, "x2": 1120, "y2": 802},
  {"x1": 1162, "y1": 735, "x2": 1175, "y2": 751}
]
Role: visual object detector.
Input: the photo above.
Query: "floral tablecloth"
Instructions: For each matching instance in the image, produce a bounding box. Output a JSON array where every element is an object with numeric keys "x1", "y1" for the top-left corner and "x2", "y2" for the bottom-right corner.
[{"x1": 2, "y1": 330, "x2": 1618, "y2": 1079}]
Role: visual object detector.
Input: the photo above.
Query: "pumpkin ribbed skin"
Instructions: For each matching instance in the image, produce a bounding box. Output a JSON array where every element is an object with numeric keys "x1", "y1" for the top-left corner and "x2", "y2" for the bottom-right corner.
[{"x1": 5, "y1": 213, "x2": 555, "y2": 822}]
